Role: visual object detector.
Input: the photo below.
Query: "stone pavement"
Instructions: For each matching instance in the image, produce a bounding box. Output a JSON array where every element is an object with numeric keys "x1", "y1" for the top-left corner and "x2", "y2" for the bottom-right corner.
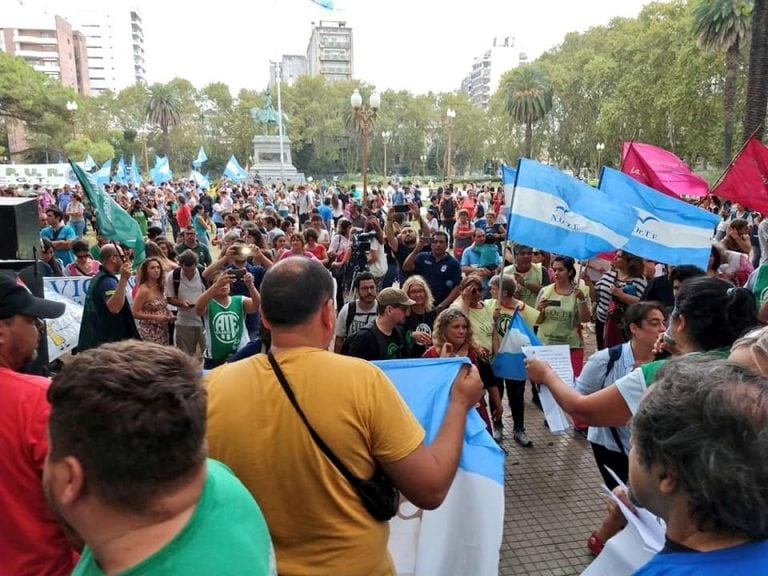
[{"x1": 496, "y1": 402, "x2": 606, "y2": 576}]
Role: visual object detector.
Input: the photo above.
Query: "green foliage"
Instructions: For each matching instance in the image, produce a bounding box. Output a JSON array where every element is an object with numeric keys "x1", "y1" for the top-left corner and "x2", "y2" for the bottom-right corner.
[
  {"x1": 501, "y1": 65, "x2": 554, "y2": 158},
  {"x1": 146, "y1": 82, "x2": 183, "y2": 160},
  {"x1": 64, "y1": 137, "x2": 115, "y2": 163}
]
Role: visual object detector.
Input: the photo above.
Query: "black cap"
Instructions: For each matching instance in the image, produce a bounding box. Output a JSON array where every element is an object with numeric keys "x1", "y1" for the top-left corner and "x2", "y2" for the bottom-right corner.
[{"x1": 0, "y1": 272, "x2": 65, "y2": 320}]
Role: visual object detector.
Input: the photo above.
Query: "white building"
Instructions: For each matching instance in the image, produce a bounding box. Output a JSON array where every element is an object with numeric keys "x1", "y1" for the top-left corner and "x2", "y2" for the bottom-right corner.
[
  {"x1": 66, "y1": 6, "x2": 146, "y2": 94},
  {"x1": 462, "y1": 36, "x2": 528, "y2": 110},
  {"x1": 269, "y1": 55, "x2": 308, "y2": 89},
  {"x1": 306, "y1": 20, "x2": 353, "y2": 82}
]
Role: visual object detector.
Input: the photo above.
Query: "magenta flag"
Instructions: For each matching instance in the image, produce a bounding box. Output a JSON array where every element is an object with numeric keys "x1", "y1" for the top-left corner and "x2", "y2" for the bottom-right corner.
[{"x1": 620, "y1": 142, "x2": 709, "y2": 198}]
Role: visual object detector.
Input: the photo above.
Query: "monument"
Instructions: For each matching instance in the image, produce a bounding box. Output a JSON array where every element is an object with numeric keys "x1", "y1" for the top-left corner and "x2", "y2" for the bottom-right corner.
[{"x1": 250, "y1": 95, "x2": 304, "y2": 185}]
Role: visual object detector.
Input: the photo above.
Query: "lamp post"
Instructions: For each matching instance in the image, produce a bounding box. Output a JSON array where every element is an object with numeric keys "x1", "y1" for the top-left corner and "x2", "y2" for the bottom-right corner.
[
  {"x1": 271, "y1": 61, "x2": 287, "y2": 183},
  {"x1": 381, "y1": 130, "x2": 392, "y2": 179},
  {"x1": 66, "y1": 100, "x2": 78, "y2": 139},
  {"x1": 420, "y1": 154, "x2": 427, "y2": 177},
  {"x1": 351, "y1": 88, "x2": 381, "y2": 205},
  {"x1": 595, "y1": 142, "x2": 605, "y2": 178},
  {"x1": 445, "y1": 107, "x2": 456, "y2": 180}
]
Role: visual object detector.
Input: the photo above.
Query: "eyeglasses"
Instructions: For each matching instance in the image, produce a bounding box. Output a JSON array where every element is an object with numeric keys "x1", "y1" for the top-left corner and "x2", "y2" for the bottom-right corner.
[{"x1": 533, "y1": 251, "x2": 541, "y2": 255}]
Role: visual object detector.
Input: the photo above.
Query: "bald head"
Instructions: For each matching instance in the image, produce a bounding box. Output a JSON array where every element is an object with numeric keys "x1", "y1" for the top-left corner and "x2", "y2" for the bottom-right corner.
[
  {"x1": 260, "y1": 258, "x2": 334, "y2": 328},
  {"x1": 100, "y1": 244, "x2": 117, "y2": 262}
]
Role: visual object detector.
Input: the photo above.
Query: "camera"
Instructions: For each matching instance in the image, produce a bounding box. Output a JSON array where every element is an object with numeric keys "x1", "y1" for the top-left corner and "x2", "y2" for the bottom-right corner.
[
  {"x1": 350, "y1": 231, "x2": 375, "y2": 269},
  {"x1": 230, "y1": 268, "x2": 246, "y2": 280}
]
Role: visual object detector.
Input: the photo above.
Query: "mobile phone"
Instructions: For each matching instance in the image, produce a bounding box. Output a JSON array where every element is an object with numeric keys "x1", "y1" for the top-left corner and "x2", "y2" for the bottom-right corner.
[
  {"x1": 393, "y1": 204, "x2": 410, "y2": 213},
  {"x1": 545, "y1": 300, "x2": 561, "y2": 307},
  {"x1": 230, "y1": 268, "x2": 246, "y2": 280}
]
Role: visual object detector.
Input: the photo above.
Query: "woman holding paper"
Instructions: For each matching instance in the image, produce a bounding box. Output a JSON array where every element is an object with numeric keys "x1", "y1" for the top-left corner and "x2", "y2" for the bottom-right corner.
[
  {"x1": 525, "y1": 277, "x2": 758, "y2": 428},
  {"x1": 535, "y1": 256, "x2": 592, "y2": 379}
]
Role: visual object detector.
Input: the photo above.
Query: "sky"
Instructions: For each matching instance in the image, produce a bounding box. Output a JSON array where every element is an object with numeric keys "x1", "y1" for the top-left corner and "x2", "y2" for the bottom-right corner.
[{"x1": 23, "y1": 0, "x2": 653, "y2": 95}]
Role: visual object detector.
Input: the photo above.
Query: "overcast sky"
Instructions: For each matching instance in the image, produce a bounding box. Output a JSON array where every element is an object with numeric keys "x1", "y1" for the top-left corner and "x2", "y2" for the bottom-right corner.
[{"x1": 26, "y1": 0, "x2": 653, "y2": 95}]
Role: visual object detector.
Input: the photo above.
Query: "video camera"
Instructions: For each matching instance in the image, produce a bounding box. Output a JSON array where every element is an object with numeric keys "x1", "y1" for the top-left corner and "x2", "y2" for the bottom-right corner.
[{"x1": 350, "y1": 230, "x2": 376, "y2": 269}]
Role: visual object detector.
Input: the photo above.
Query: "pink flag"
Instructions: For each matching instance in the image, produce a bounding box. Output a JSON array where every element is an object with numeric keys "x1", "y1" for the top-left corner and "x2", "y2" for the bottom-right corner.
[
  {"x1": 621, "y1": 142, "x2": 709, "y2": 198},
  {"x1": 712, "y1": 136, "x2": 768, "y2": 216}
]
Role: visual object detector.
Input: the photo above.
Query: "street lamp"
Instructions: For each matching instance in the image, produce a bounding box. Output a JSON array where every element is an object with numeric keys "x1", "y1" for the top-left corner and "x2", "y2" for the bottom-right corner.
[
  {"x1": 445, "y1": 107, "x2": 456, "y2": 180},
  {"x1": 595, "y1": 142, "x2": 605, "y2": 178},
  {"x1": 351, "y1": 88, "x2": 381, "y2": 205},
  {"x1": 420, "y1": 154, "x2": 427, "y2": 177},
  {"x1": 381, "y1": 130, "x2": 392, "y2": 179},
  {"x1": 66, "y1": 100, "x2": 78, "y2": 139}
]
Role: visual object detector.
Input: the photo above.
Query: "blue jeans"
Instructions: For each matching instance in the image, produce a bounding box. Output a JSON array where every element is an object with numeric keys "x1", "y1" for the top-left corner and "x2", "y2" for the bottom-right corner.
[{"x1": 70, "y1": 219, "x2": 85, "y2": 238}]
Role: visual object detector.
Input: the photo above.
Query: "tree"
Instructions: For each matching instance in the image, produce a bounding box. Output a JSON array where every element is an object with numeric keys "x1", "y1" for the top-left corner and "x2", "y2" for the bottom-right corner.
[
  {"x1": 145, "y1": 83, "x2": 182, "y2": 161},
  {"x1": 743, "y1": 0, "x2": 768, "y2": 139},
  {"x1": 502, "y1": 65, "x2": 554, "y2": 158},
  {"x1": 694, "y1": 0, "x2": 752, "y2": 165}
]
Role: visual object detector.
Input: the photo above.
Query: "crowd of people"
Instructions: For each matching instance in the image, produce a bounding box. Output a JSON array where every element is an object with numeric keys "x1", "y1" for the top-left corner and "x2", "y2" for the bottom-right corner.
[{"x1": 1, "y1": 174, "x2": 767, "y2": 575}]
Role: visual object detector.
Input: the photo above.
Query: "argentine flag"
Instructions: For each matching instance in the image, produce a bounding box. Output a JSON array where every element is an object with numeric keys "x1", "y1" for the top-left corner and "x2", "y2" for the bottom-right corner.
[
  {"x1": 192, "y1": 145, "x2": 208, "y2": 168},
  {"x1": 190, "y1": 169, "x2": 210, "y2": 189},
  {"x1": 491, "y1": 309, "x2": 540, "y2": 380},
  {"x1": 83, "y1": 153, "x2": 96, "y2": 171},
  {"x1": 508, "y1": 158, "x2": 637, "y2": 260},
  {"x1": 375, "y1": 358, "x2": 504, "y2": 576},
  {"x1": 151, "y1": 155, "x2": 173, "y2": 185},
  {"x1": 599, "y1": 167, "x2": 719, "y2": 270},
  {"x1": 129, "y1": 154, "x2": 142, "y2": 184},
  {"x1": 501, "y1": 164, "x2": 518, "y2": 207},
  {"x1": 224, "y1": 154, "x2": 248, "y2": 182},
  {"x1": 94, "y1": 159, "x2": 112, "y2": 185}
]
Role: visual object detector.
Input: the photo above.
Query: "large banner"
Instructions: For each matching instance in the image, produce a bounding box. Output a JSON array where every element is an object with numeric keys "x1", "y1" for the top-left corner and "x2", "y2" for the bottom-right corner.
[
  {"x1": 0, "y1": 163, "x2": 79, "y2": 187},
  {"x1": 43, "y1": 276, "x2": 136, "y2": 306},
  {"x1": 44, "y1": 290, "x2": 83, "y2": 361}
]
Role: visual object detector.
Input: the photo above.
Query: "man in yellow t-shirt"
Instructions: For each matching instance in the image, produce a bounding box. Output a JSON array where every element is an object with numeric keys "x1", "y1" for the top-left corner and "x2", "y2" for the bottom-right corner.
[{"x1": 206, "y1": 258, "x2": 483, "y2": 576}]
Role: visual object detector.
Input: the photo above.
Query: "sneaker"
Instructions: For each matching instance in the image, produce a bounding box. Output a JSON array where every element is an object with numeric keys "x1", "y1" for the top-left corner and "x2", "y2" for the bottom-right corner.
[
  {"x1": 493, "y1": 420, "x2": 504, "y2": 441},
  {"x1": 513, "y1": 429, "x2": 533, "y2": 447}
]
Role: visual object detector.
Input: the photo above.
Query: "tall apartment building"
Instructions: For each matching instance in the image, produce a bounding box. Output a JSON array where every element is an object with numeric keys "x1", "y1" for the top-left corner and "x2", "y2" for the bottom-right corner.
[
  {"x1": 0, "y1": 13, "x2": 89, "y2": 94},
  {"x1": 66, "y1": 7, "x2": 146, "y2": 94},
  {"x1": 306, "y1": 20, "x2": 353, "y2": 82},
  {"x1": 461, "y1": 36, "x2": 528, "y2": 110},
  {"x1": 269, "y1": 55, "x2": 308, "y2": 89}
]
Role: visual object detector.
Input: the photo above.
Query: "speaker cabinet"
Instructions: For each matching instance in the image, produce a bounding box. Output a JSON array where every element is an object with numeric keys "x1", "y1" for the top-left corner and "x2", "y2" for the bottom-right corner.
[{"x1": 0, "y1": 197, "x2": 40, "y2": 260}]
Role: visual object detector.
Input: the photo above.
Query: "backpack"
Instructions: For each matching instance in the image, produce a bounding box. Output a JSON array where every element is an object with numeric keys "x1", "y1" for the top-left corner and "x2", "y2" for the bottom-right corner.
[
  {"x1": 343, "y1": 300, "x2": 377, "y2": 336},
  {"x1": 341, "y1": 323, "x2": 405, "y2": 359},
  {"x1": 602, "y1": 344, "x2": 627, "y2": 455},
  {"x1": 441, "y1": 197, "x2": 456, "y2": 219},
  {"x1": 171, "y1": 265, "x2": 207, "y2": 298}
]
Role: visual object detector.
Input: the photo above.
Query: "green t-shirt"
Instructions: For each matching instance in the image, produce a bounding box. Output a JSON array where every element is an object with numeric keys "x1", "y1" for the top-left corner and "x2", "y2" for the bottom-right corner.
[
  {"x1": 535, "y1": 284, "x2": 590, "y2": 349},
  {"x1": 503, "y1": 263, "x2": 545, "y2": 308},
  {"x1": 204, "y1": 295, "x2": 248, "y2": 362},
  {"x1": 131, "y1": 209, "x2": 149, "y2": 236},
  {"x1": 72, "y1": 459, "x2": 276, "y2": 576}
]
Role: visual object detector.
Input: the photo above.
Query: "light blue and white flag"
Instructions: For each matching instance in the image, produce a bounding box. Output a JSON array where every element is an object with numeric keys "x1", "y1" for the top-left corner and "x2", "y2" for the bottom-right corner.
[
  {"x1": 151, "y1": 155, "x2": 173, "y2": 185},
  {"x1": 501, "y1": 164, "x2": 518, "y2": 207},
  {"x1": 507, "y1": 158, "x2": 638, "y2": 260},
  {"x1": 375, "y1": 358, "x2": 504, "y2": 576},
  {"x1": 491, "y1": 310, "x2": 540, "y2": 380},
  {"x1": 192, "y1": 145, "x2": 208, "y2": 168},
  {"x1": 223, "y1": 154, "x2": 248, "y2": 182},
  {"x1": 83, "y1": 153, "x2": 96, "y2": 171},
  {"x1": 189, "y1": 169, "x2": 210, "y2": 189},
  {"x1": 598, "y1": 167, "x2": 719, "y2": 270},
  {"x1": 114, "y1": 156, "x2": 127, "y2": 184},
  {"x1": 129, "y1": 154, "x2": 142, "y2": 184},
  {"x1": 94, "y1": 159, "x2": 112, "y2": 185}
]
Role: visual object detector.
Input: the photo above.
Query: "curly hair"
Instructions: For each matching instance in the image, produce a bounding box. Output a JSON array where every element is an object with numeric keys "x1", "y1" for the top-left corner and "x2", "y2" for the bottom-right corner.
[{"x1": 431, "y1": 307, "x2": 476, "y2": 349}]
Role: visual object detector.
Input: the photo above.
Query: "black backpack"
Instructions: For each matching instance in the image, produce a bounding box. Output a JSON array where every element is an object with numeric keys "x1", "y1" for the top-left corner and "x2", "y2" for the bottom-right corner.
[{"x1": 602, "y1": 344, "x2": 627, "y2": 455}]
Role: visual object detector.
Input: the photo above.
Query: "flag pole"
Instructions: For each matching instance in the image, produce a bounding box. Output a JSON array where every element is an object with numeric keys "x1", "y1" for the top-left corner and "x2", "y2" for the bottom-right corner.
[{"x1": 710, "y1": 121, "x2": 764, "y2": 194}]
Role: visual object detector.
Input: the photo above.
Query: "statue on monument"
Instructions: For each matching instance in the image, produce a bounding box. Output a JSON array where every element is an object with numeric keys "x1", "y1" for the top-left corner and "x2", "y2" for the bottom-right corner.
[{"x1": 250, "y1": 93, "x2": 288, "y2": 136}]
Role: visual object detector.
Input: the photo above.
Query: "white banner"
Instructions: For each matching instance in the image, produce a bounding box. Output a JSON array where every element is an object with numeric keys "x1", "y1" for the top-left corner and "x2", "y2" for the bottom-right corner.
[
  {"x1": 44, "y1": 276, "x2": 136, "y2": 306},
  {"x1": 0, "y1": 163, "x2": 79, "y2": 187},
  {"x1": 44, "y1": 290, "x2": 83, "y2": 361}
]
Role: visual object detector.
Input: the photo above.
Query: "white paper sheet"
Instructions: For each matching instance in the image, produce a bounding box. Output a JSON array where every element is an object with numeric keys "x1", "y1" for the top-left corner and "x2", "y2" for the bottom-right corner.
[{"x1": 521, "y1": 345, "x2": 573, "y2": 433}]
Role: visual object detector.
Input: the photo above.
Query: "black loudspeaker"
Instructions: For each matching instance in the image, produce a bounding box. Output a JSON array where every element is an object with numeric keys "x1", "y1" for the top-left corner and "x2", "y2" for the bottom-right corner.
[
  {"x1": 0, "y1": 197, "x2": 40, "y2": 260},
  {"x1": 0, "y1": 260, "x2": 50, "y2": 375}
]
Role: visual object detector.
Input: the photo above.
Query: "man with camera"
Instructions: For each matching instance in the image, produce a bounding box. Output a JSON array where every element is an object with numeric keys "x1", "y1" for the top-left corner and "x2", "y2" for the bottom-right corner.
[
  {"x1": 385, "y1": 203, "x2": 430, "y2": 284},
  {"x1": 206, "y1": 258, "x2": 484, "y2": 576},
  {"x1": 203, "y1": 240, "x2": 271, "y2": 341},
  {"x1": 460, "y1": 228, "x2": 502, "y2": 297},
  {"x1": 402, "y1": 230, "x2": 462, "y2": 313}
]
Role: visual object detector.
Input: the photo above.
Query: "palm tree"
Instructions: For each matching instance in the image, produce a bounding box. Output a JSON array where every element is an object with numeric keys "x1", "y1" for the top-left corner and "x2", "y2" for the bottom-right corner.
[
  {"x1": 145, "y1": 83, "x2": 182, "y2": 161},
  {"x1": 503, "y1": 65, "x2": 553, "y2": 159},
  {"x1": 743, "y1": 0, "x2": 768, "y2": 140},
  {"x1": 693, "y1": 0, "x2": 753, "y2": 166}
]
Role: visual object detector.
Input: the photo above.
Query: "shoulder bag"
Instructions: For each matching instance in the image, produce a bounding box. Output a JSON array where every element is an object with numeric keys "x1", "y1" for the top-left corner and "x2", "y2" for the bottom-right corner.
[{"x1": 267, "y1": 351, "x2": 399, "y2": 521}]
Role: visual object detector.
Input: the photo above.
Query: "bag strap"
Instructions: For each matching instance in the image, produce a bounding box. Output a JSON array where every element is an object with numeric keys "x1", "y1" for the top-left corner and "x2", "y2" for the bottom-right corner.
[
  {"x1": 267, "y1": 351, "x2": 362, "y2": 489},
  {"x1": 603, "y1": 344, "x2": 627, "y2": 456}
]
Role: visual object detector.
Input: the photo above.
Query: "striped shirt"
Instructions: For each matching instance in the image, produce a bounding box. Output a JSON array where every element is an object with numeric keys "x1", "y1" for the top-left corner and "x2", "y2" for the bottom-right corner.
[{"x1": 594, "y1": 270, "x2": 647, "y2": 322}]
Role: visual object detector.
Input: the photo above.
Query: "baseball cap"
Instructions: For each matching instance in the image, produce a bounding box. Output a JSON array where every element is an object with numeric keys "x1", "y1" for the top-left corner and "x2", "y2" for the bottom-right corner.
[
  {"x1": 0, "y1": 272, "x2": 65, "y2": 320},
  {"x1": 377, "y1": 287, "x2": 415, "y2": 307}
]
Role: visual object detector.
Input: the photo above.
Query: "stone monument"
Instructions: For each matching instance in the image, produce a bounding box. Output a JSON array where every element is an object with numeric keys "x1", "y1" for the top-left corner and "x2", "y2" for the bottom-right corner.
[{"x1": 250, "y1": 95, "x2": 304, "y2": 185}]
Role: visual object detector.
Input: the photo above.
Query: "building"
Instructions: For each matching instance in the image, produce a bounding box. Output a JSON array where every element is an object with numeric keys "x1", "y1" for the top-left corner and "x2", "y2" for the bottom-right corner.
[
  {"x1": 66, "y1": 6, "x2": 146, "y2": 94},
  {"x1": 306, "y1": 20, "x2": 353, "y2": 82},
  {"x1": 269, "y1": 55, "x2": 307, "y2": 89},
  {"x1": 461, "y1": 36, "x2": 528, "y2": 110},
  {"x1": 0, "y1": 13, "x2": 88, "y2": 93}
]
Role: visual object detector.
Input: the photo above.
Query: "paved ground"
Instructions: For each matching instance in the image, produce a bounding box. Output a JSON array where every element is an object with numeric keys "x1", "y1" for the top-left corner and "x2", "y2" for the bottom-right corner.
[{"x1": 497, "y1": 329, "x2": 605, "y2": 576}]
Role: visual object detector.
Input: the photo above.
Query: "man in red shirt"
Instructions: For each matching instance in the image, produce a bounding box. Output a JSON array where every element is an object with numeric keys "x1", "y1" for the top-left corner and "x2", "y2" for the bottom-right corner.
[
  {"x1": 0, "y1": 272, "x2": 77, "y2": 575},
  {"x1": 175, "y1": 194, "x2": 192, "y2": 231}
]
